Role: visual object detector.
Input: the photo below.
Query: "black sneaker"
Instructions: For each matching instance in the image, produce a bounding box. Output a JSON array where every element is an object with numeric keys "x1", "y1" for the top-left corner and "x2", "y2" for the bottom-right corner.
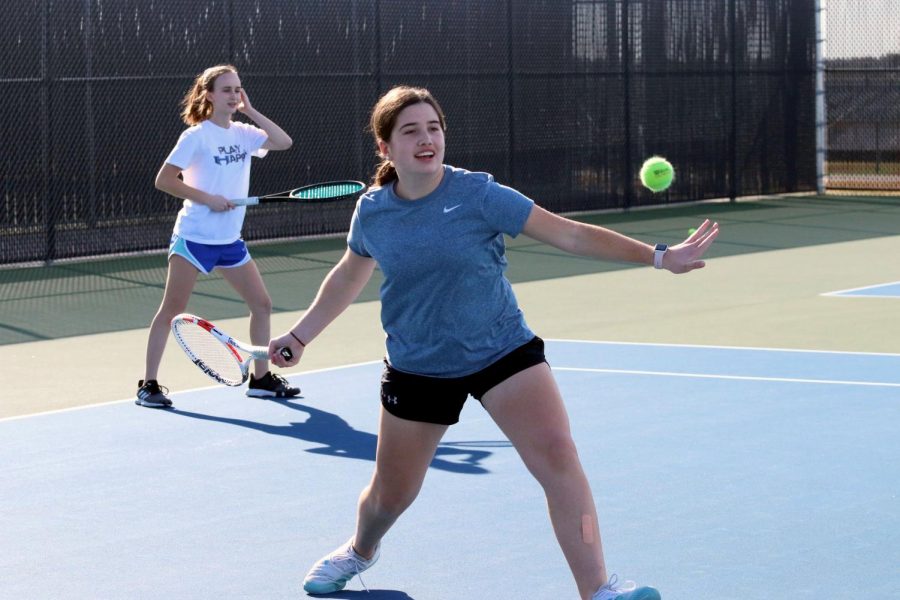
[
  {"x1": 135, "y1": 379, "x2": 173, "y2": 408},
  {"x1": 246, "y1": 372, "x2": 300, "y2": 398}
]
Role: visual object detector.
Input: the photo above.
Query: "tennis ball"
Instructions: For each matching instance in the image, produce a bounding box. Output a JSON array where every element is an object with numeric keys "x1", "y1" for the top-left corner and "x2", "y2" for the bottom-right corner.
[
  {"x1": 639, "y1": 156, "x2": 674, "y2": 193},
  {"x1": 688, "y1": 227, "x2": 697, "y2": 235}
]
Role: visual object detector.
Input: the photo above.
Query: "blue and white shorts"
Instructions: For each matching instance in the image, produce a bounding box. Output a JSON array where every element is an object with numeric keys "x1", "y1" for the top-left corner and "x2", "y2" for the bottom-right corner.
[{"x1": 168, "y1": 235, "x2": 252, "y2": 274}]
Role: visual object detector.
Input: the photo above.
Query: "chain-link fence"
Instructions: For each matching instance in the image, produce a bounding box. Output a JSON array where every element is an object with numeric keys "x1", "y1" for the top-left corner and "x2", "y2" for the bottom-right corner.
[
  {"x1": 3, "y1": 0, "x2": 817, "y2": 265},
  {"x1": 825, "y1": 0, "x2": 900, "y2": 191}
]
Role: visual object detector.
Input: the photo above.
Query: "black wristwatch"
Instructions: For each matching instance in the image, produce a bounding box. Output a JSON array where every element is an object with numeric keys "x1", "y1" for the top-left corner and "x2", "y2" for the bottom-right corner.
[{"x1": 653, "y1": 244, "x2": 668, "y2": 269}]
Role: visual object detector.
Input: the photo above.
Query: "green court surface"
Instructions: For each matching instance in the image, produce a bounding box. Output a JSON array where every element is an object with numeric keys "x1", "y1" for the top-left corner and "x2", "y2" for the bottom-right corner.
[{"x1": 2, "y1": 193, "x2": 899, "y2": 419}]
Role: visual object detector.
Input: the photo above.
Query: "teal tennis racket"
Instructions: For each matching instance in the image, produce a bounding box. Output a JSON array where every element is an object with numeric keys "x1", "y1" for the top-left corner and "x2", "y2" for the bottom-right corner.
[{"x1": 231, "y1": 180, "x2": 365, "y2": 206}]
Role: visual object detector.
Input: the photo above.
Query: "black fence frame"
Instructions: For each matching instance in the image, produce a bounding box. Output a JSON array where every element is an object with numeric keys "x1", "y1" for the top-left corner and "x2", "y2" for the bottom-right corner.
[{"x1": 2, "y1": 0, "x2": 817, "y2": 265}]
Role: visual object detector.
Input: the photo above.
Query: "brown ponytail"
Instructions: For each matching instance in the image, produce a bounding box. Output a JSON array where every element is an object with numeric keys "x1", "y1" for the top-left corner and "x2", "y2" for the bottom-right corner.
[{"x1": 372, "y1": 160, "x2": 398, "y2": 187}]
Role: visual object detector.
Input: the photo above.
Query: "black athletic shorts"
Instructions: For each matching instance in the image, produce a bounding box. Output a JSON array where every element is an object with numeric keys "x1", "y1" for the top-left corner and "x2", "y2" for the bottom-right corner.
[{"x1": 379, "y1": 336, "x2": 547, "y2": 425}]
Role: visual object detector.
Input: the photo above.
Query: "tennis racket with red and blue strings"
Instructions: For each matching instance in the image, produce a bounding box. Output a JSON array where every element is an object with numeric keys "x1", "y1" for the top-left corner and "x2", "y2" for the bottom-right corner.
[
  {"x1": 170, "y1": 313, "x2": 292, "y2": 386},
  {"x1": 230, "y1": 180, "x2": 366, "y2": 206}
]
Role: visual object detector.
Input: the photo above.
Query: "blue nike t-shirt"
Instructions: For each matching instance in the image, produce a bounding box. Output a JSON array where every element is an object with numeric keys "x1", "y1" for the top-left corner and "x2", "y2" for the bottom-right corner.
[{"x1": 348, "y1": 165, "x2": 536, "y2": 377}]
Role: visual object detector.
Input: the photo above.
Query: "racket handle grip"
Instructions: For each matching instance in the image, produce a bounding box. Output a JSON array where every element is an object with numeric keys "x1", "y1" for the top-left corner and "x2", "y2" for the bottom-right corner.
[{"x1": 230, "y1": 197, "x2": 259, "y2": 206}]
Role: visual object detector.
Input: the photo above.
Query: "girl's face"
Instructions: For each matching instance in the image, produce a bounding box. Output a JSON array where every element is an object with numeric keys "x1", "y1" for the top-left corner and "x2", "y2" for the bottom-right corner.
[
  {"x1": 205, "y1": 71, "x2": 242, "y2": 116},
  {"x1": 379, "y1": 102, "x2": 445, "y2": 181}
]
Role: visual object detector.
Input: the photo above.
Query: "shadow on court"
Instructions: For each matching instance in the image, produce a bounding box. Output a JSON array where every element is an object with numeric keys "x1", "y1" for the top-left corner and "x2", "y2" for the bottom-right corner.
[
  {"x1": 307, "y1": 590, "x2": 417, "y2": 599},
  {"x1": 2, "y1": 343, "x2": 898, "y2": 598},
  {"x1": 169, "y1": 398, "x2": 503, "y2": 474}
]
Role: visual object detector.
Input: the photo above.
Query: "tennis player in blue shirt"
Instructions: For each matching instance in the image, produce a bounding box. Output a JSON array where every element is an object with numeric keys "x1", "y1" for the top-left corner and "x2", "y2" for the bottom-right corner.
[{"x1": 269, "y1": 86, "x2": 718, "y2": 599}]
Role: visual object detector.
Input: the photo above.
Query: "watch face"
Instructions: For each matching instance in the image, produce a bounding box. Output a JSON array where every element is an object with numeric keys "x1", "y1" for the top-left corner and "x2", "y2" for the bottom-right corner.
[{"x1": 655, "y1": 243, "x2": 668, "y2": 252}]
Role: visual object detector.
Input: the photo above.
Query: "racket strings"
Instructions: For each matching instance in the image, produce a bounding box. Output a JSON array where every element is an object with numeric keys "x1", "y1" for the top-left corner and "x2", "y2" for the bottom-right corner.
[
  {"x1": 291, "y1": 181, "x2": 364, "y2": 200},
  {"x1": 172, "y1": 321, "x2": 246, "y2": 385}
]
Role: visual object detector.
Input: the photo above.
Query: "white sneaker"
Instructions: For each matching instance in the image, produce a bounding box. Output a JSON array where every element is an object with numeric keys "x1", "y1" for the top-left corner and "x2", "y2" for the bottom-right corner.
[
  {"x1": 302, "y1": 539, "x2": 380, "y2": 594},
  {"x1": 593, "y1": 574, "x2": 661, "y2": 600}
]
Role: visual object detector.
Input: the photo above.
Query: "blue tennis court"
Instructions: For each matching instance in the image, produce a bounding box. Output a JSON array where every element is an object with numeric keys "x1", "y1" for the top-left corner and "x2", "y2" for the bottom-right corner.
[{"x1": 2, "y1": 340, "x2": 898, "y2": 599}]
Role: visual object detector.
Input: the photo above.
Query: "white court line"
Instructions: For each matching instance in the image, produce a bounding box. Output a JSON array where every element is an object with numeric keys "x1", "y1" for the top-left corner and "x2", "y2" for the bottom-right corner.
[
  {"x1": 10, "y1": 340, "x2": 900, "y2": 424},
  {"x1": 545, "y1": 337, "x2": 900, "y2": 357},
  {"x1": 556, "y1": 367, "x2": 900, "y2": 388},
  {"x1": 0, "y1": 360, "x2": 382, "y2": 423},
  {"x1": 821, "y1": 280, "x2": 900, "y2": 297}
]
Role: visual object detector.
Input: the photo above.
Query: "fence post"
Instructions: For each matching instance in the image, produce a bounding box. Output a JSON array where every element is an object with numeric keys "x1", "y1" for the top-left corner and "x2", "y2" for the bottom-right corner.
[
  {"x1": 507, "y1": 0, "x2": 515, "y2": 187},
  {"x1": 622, "y1": 0, "x2": 633, "y2": 209},
  {"x1": 730, "y1": 0, "x2": 738, "y2": 202},
  {"x1": 228, "y1": 0, "x2": 234, "y2": 64},
  {"x1": 41, "y1": 0, "x2": 55, "y2": 263},
  {"x1": 815, "y1": 0, "x2": 827, "y2": 194},
  {"x1": 83, "y1": 0, "x2": 98, "y2": 234}
]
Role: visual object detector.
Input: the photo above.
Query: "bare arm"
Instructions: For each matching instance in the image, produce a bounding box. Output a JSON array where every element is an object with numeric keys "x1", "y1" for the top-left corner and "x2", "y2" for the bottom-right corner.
[
  {"x1": 268, "y1": 248, "x2": 377, "y2": 366},
  {"x1": 522, "y1": 204, "x2": 719, "y2": 274},
  {"x1": 154, "y1": 163, "x2": 234, "y2": 212},
  {"x1": 238, "y1": 89, "x2": 293, "y2": 151}
]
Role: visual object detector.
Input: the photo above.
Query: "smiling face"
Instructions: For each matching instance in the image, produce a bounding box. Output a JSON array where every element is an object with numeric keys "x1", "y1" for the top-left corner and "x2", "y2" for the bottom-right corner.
[{"x1": 378, "y1": 102, "x2": 446, "y2": 195}]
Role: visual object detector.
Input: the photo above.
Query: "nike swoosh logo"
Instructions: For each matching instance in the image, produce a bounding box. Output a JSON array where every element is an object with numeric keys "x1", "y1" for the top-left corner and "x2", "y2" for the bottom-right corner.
[{"x1": 443, "y1": 204, "x2": 462, "y2": 213}]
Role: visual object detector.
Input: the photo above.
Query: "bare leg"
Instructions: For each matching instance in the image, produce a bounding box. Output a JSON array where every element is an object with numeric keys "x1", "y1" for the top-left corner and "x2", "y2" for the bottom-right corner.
[
  {"x1": 144, "y1": 256, "x2": 200, "y2": 381},
  {"x1": 352, "y1": 408, "x2": 448, "y2": 558},
  {"x1": 219, "y1": 260, "x2": 273, "y2": 378},
  {"x1": 482, "y1": 363, "x2": 607, "y2": 600}
]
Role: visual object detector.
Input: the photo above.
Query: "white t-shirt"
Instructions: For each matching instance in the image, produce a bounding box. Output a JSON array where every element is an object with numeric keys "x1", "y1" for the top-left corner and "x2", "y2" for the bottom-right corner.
[{"x1": 165, "y1": 120, "x2": 269, "y2": 243}]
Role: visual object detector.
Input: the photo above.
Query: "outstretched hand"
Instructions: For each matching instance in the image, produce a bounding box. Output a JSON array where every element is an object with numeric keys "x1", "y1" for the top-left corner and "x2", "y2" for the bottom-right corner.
[{"x1": 662, "y1": 219, "x2": 719, "y2": 274}]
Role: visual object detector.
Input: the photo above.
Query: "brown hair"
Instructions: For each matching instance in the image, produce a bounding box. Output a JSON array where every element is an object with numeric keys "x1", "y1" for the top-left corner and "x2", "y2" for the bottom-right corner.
[
  {"x1": 180, "y1": 64, "x2": 238, "y2": 126},
  {"x1": 369, "y1": 86, "x2": 447, "y2": 187}
]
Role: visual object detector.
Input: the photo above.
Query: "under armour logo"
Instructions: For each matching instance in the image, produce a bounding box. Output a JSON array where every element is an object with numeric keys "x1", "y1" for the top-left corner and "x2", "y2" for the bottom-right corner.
[{"x1": 385, "y1": 395, "x2": 399, "y2": 405}]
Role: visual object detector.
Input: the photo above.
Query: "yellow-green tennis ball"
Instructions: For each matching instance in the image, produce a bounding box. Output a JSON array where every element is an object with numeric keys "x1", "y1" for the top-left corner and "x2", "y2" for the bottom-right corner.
[
  {"x1": 640, "y1": 156, "x2": 674, "y2": 193},
  {"x1": 688, "y1": 227, "x2": 697, "y2": 235}
]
